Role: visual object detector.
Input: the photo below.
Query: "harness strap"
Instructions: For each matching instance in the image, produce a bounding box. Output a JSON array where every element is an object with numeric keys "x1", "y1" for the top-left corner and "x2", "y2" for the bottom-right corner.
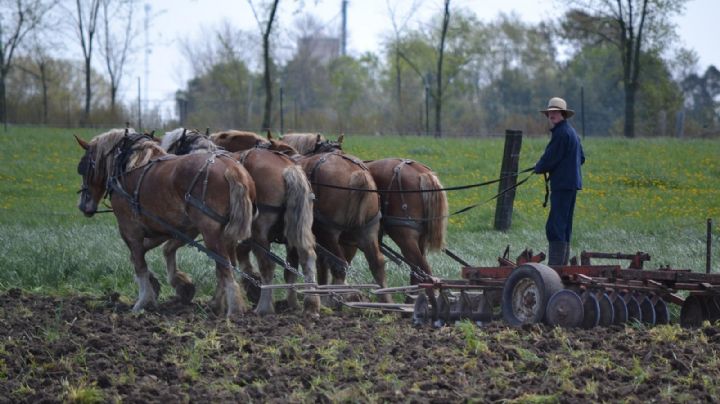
[
  {"x1": 184, "y1": 153, "x2": 230, "y2": 225},
  {"x1": 382, "y1": 215, "x2": 424, "y2": 232}
]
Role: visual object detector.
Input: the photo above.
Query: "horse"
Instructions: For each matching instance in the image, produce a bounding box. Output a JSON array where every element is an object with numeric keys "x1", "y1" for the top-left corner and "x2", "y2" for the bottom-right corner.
[
  {"x1": 281, "y1": 133, "x2": 448, "y2": 285},
  {"x1": 75, "y1": 128, "x2": 256, "y2": 317},
  {"x1": 214, "y1": 130, "x2": 391, "y2": 301},
  {"x1": 162, "y1": 128, "x2": 320, "y2": 316},
  {"x1": 210, "y1": 130, "x2": 269, "y2": 151}
]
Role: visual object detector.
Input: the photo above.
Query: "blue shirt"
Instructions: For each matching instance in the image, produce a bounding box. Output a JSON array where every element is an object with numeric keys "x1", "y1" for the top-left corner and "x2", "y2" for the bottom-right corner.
[{"x1": 534, "y1": 120, "x2": 585, "y2": 191}]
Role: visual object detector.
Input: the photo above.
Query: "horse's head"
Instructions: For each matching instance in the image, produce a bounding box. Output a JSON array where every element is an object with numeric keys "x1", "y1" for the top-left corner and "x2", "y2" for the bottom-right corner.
[
  {"x1": 267, "y1": 138, "x2": 300, "y2": 156},
  {"x1": 75, "y1": 135, "x2": 106, "y2": 217},
  {"x1": 312, "y1": 134, "x2": 344, "y2": 154},
  {"x1": 162, "y1": 128, "x2": 217, "y2": 155}
]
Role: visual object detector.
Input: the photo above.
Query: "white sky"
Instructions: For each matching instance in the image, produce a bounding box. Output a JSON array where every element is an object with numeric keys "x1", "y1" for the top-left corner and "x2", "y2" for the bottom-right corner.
[{"x1": 130, "y1": 0, "x2": 719, "y2": 120}]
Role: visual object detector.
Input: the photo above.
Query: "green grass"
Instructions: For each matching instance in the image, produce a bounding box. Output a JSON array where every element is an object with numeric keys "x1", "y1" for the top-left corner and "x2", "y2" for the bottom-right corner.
[{"x1": 1, "y1": 127, "x2": 718, "y2": 298}]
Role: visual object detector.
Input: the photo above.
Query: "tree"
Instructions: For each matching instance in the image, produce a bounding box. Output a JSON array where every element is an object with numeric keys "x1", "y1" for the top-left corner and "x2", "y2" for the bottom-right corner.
[
  {"x1": 433, "y1": 0, "x2": 450, "y2": 137},
  {"x1": 561, "y1": 0, "x2": 688, "y2": 137},
  {"x1": 384, "y1": 0, "x2": 422, "y2": 133},
  {"x1": 248, "y1": 0, "x2": 280, "y2": 131},
  {"x1": 681, "y1": 66, "x2": 720, "y2": 133},
  {"x1": 0, "y1": 0, "x2": 55, "y2": 127},
  {"x1": 99, "y1": 0, "x2": 137, "y2": 114},
  {"x1": 69, "y1": 0, "x2": 101, "y2": 123}
]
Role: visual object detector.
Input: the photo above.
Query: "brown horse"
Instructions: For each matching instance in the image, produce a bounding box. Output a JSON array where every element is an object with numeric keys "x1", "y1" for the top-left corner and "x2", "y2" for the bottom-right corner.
[
  {"x1": 76, "y1": 128, "x2": 256, "y2": 317},
  {"x1": 216, "y1": 131, "x2": 390, "y2": 300},
  {"x1": 366, "y1": 159, "x2": 448, "y2": 284},
  {"x1": 282, "y1": 133, "x2": 448, "y2": 285},
  {"x1": 163, "y1": 128, "x2": 320, "y2": 316}
]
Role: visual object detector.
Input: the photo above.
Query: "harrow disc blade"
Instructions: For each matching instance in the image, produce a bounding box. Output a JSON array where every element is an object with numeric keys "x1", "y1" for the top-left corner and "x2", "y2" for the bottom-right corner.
[
  {"x1": 596, "y1": 292, "x2": 615, "y2": 327},
  {"x1": 433, "y1": 290, "x2": 451, "y2": 328},
  {"x1": 412, "y1": 292, "x2": 430, "y2": 327},
  {"x1": 654, "y1": 298, "x2": 670, "y2": 325},
  {"x1": 705, "y1": 296, "x2": 720, "y2": 322},
  {"x1": 545, "y1": 289, "x2": 583, "y2": 328},
  {"x1": 610, "y1": 293, "x2": 628, "y2": 325},
  {"x1": 623, "y1": 294, "x2": 642, "y2": 323},
  {"x1": 581, "y1": 291, "x2": 601, "y2": 329},
  {"x1": 680, "y1": 295, "x2": 707, "y2": 328},
  {"x1": 638, "y1": 295, "x2": 656, "y2": 325}
]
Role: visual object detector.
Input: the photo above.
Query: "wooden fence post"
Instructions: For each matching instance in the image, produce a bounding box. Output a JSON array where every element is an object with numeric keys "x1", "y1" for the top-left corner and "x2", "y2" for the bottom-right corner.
[{"x1": 494, "y1": 129, "x2": 523, "y2": 231}]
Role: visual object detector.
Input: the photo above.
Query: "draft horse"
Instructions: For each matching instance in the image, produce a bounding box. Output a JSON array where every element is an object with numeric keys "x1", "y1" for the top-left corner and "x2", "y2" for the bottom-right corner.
[
  {"x1": 274, "y1": 133, "x2": 391, "y2": 300},
  {"x1": 163, "y1": 128, "x2": 320, "y2": 316},
  {"x1": 282, "y1": 133, "x2": 448, "y2": 285},
  {"x1": 76, "y1": 128, "x2": 256, "y2": 317}
]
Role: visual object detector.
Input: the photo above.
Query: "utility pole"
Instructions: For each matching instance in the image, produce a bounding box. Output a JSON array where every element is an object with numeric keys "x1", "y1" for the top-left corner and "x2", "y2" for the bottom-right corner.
[
  {"x1": 144, "y1": 3, "x2": 151, "y2": 119},
  {"x1": 341, "y1": 0, "x2": 348, "y2": 56}
]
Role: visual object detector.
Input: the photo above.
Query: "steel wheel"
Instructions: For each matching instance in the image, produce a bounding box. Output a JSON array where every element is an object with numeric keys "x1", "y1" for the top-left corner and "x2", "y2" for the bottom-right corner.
[
  {"x1": 501, "y1": 263, "x2": 563, "y2": 326},
  {"x1": 680, "y1": 295, "x2": 707, "y2": 328},
  {"x1": 545, "y1": 289, "x2": 583, "y2": 328}
]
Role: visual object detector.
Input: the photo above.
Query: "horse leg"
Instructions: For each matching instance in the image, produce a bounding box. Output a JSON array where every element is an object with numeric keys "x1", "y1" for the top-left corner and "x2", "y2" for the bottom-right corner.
[
  {"x1": 286, "y1": 245, "x2": 320, "y2": 317},
  {"x1": 357, "y1": 225, "x2": 391, "y2": 303},
  {"x1": 387, "y1": 228, "x2": 433, "y2": 285},
  {"x1": 122, "y1": 233, "x2": 159, "y2": 312},
  {"x1": 252, "y1": 216, "x2": 278, "y2": 316},
  {"x1": 235, "y1": 241, "x2": 260, "y2": 305},
  {"x1": 142, "y1": 236, "x2": 169, "y2": 297},
  {"x1": 204, "y1": 233, "x2": 246, "y2": 317},
  {"x1": 162, "y1": 238, "x2": 196, "y2": 304},
  {"x1": 315, "y1": 229, "x2": 348, "y2": 285}
]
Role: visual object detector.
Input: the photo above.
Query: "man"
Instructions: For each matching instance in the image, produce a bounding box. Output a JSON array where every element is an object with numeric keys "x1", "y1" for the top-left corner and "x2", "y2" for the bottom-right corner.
[{"x1": 534, "y1": 97, "x2": 585, "y2": 265}]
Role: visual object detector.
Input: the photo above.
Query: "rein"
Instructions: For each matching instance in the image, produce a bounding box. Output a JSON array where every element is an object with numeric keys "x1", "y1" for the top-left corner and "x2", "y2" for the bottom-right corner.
[{"x1": 310, "y1": 166, "x2": 536, "y2": 194}]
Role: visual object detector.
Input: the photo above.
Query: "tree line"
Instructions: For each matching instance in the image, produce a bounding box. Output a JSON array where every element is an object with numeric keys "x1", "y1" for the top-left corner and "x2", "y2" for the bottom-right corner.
[{"x1": 1, "y1": 0, "x2": 717, "y2": 137}]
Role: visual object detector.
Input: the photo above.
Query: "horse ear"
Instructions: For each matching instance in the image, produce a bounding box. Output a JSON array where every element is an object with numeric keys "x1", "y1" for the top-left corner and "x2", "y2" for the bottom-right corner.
[
  {"x1": 205, "y1": 128, "x2": 210, "y2": 137},
  {"x1": 266, "y1": 130, "x2": 273, "y2": 140},
  {"x1": 74, "y1": 134, "x2": 89, "y2": 150},
  {"x1": 149, "y1": 130, "x2": 156, "y2": 138},
  {"x1": 338, "y1": 134, "x2": 344, "y2": 145},
  {"x1": 315, "y1": 134, "x2": 321, "y2": 143}
]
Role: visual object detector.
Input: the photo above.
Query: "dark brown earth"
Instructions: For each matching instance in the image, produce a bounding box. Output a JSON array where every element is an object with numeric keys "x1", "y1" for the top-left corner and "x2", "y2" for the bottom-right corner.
[{"x1": 1, "y1": 289, "x2": 719, "y2": 403}]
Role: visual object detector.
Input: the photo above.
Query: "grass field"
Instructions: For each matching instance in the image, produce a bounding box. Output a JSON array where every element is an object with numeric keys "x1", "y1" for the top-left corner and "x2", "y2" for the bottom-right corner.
[{"x1": 1, "y1": 127, "x2": 718, "y2": 300}]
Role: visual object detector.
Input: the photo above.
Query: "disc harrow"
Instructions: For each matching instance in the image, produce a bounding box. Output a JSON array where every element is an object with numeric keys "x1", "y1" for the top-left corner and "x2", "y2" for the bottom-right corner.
[{"x1": 344, "y1": 246, "x2": 719, "y2": 328}]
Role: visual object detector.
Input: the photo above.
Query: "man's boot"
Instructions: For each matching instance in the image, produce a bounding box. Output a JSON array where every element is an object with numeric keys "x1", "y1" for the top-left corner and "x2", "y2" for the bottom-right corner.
[{"x1": 547, "y1": 241, "x2": 566, "y2": 266}]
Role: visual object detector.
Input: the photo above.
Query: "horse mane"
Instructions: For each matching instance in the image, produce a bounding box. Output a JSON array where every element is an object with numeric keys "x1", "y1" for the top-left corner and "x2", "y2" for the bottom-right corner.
[
  {"x1": 89, "y1": 128, "x2": 165, "y2": 178},
  {"x1": 162, "y1": 127, "x2": 218, "y2": 154},
  {"x1": 160, "y1": 127, "x2": 186, "y2": 150},
  {"x1": 280, "y1": 133, "x2": 327, "y2": 155}
]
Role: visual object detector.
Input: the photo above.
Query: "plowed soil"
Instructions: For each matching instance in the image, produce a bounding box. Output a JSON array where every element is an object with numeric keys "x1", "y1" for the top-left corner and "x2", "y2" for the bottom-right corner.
[{"x1": 1, "y1": 289, "x2": 719, "y2": 403}]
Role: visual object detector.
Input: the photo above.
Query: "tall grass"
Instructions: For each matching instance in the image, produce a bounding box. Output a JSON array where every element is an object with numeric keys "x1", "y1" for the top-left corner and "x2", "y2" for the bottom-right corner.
[{"x1": 1, "y1": 127, "x2": 718, "y2": 297}]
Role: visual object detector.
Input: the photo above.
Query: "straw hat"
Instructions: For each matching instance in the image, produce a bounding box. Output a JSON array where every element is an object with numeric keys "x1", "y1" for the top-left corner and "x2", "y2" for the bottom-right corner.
[{"x1": 540, "y1": 97, "x2": 574, "y2": 118}]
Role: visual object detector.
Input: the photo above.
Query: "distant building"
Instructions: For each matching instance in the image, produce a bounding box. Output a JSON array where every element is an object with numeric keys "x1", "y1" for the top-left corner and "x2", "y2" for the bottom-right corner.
[{"x1": 297, "y1": 36, "x2": 340, "y2": 65}]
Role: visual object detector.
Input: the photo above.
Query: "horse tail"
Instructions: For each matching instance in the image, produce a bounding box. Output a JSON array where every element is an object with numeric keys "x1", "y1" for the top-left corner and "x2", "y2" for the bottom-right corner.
[
  {"x1": 420, "y1": 172, "x2": 448, "y2": 251},
  {"x1": 346, "y1": 170, "x2": 376, "y2": 227},
  {"x1": 223, "y1": 165, "x2": 254, "y2": 242},
  {"x1": 282, "y1": 164, "x2": 316, "y2": 253}
]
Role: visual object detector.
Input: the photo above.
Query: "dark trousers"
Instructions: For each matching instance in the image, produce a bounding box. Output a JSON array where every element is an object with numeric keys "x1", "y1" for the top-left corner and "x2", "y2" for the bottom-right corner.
[{"x1": 546, "y1": 190, "x2": 577, "y2": 242}]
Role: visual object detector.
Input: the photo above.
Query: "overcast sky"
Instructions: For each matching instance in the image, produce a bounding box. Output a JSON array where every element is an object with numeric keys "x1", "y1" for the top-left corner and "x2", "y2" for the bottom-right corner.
[{"x1": 131, "y1": 0, "x2": 718, "y2": 120}]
